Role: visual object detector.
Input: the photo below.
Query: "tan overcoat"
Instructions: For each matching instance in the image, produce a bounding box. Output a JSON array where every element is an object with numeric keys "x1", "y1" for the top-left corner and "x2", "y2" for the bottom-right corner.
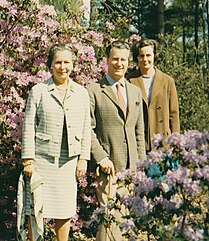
[
  {"x1": 130, "y1": 67, "x2": 180, "y2": 151},
  {"x1": 86, "y1": 77, "x2": 146, "y2": 172}
]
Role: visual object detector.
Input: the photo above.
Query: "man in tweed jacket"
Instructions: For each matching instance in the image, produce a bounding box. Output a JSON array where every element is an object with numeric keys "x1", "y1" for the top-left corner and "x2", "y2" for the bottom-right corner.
[{"x1": 86, "y1": 41, "x2": 146, "y2": 241}]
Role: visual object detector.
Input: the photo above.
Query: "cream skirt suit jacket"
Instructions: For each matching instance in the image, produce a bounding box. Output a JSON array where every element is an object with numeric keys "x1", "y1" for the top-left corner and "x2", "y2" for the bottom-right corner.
[{"x1": 21, "y1": 77, "x2": 91, "y2": 218}]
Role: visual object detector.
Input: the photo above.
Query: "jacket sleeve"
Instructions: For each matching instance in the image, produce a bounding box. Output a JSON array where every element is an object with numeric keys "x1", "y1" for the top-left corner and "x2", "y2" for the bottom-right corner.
[
  {"x1": 169, "y1": 78, "x2": 180, "y2": 132},
  {"x1": 86, "y1": 86, "x2": 109, "y2": 163},
  {"x1": 80, "y1": 90, "x2": 91, "y2": 160},
  {"x1": 135, "y1": 90, "x2": 146, "y2": 161},
  {"x1": 21, "y1": 87, "x2": 40, "y2": 160}
]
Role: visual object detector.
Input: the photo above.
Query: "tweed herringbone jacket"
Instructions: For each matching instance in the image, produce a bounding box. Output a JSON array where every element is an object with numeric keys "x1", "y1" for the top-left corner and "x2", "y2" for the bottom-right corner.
[
  {"x1": 86, "y1": 77, "x2": 146, "y2": 172},
  {"x1": 22, "y1": 77, "x2": 91, "y2": 160}
]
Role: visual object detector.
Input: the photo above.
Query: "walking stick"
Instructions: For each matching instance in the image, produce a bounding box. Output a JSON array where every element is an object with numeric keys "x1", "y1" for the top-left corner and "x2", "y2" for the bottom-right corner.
[{"x1": 96, "y1": 166, "x2": 116, "y2": 241}]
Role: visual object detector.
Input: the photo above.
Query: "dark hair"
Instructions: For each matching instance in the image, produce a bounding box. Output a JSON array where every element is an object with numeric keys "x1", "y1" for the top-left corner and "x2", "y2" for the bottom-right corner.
[
  {"x1": 105, "y1": 40, "x2": 130, "y2": 58},
  {"x1": 131, "y1": 39, "x2": 158, "y2": 63},
  {"x1": 46, "y1": 43, "x2": 75, "y2": 69}
]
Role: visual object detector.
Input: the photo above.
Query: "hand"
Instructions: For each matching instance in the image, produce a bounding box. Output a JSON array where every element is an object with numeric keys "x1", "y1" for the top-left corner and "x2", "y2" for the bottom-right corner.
[
  {"x1": 22, "y1": 159, "x2": 35, "y2": 177},
  {"x1": 23, "y1": 164, "x2": 35, "y2": 178},
  {"x1": 99, "y1": 158, "x2": 115, "y2": 176},
  {"x1": 76, "y1": 159, "x2": 87, "y2": 178}
]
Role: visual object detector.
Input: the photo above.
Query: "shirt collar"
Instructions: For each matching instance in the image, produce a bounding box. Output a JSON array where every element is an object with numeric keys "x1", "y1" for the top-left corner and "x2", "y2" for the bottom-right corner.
[{"x1": 106, "y1": 74, "x2": 126, "y2": 87}]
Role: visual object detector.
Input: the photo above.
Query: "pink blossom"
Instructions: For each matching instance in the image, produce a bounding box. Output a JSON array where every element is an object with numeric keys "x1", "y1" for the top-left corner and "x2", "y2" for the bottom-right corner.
[
  {"x1": 82, "y1": 31, "x2": 104, "y2": 47},
  {"x1": 148, "y1": 149, "x2": 164, "y2": 163},
  {"x1": 129, "y1": 34, "x2": 141, "y2": 44},
  {"x1": 152, "y1": 133, "x2": 163, "y2": 147},
  {"x1": 37, "y1": 4, "x2": 57, "y2": 17},
  {"x1": 121, "y1": 219, "x2": 135, "y2": 231},
  {"x1": 184, "y1": 227, "x2": 204, "y2": 241},
  {"x1": 0, "y1": 0, "x2": 11, "y2": 8},
  {"x1": 105, "y1": 21, "x2": 115, "y2": 30}
]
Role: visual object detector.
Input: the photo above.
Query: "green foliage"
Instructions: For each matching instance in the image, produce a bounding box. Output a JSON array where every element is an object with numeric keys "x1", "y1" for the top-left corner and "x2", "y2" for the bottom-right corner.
[
  {"x1": 156, "y1": 35, "x2": 209, "y2": 132},
  {"x1": 0, "y1": 120, "x2": 22, "y2": 239}
]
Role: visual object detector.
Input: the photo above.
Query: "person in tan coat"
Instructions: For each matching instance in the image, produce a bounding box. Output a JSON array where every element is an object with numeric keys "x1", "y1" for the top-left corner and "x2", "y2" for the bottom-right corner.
[
  {"x1": 129, "y1": 39, "x2": 180, "y2": 152},
  {"x1": 86, "y1": 40, "x2": 146, "y2": 241}
]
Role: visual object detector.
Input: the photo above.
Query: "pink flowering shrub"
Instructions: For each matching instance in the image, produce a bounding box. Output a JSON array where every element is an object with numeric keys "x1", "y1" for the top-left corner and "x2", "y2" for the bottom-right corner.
[
  {"x1": 0, "y1": 0, "x2": 139, "y2": 239},
  {"x1": 89, "y1": 130, "x2": 209, "y2": 240}
]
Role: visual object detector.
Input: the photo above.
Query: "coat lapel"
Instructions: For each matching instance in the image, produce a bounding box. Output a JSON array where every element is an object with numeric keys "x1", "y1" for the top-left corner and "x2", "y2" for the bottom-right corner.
[
  {"x1": 65, "y1": 80, "x2": 74, "y2": 99},
  {"x1": 46, "y1": 77, "x2": 66, "y2": 106},
  {"x1": 130, "y1": 76, "x2": 148, "y2": 106},
  {"x1": 149, "y1": 68, "x2": 166, "y2": 105},
  {"x1": 136, "y1": 77, "x2": 148, "y2": 105}
]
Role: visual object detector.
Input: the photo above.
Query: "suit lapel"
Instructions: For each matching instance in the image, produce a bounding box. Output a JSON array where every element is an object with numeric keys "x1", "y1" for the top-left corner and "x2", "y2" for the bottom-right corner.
[
  {"x1": 101, "y1": 77, "x2": 120, "y2": 109},
  {"x1": 126, "y1": 82, "x2": 132, "y2": 117},
  {"x1": 126, "y1": 82, "x2": 139, "y2": 121},
  {"x1": 65, "y1": 81, "x2": 74, "y2": 99}
]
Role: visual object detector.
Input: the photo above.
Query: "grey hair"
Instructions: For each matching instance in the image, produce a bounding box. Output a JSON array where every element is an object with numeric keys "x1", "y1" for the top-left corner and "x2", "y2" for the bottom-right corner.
[{"x1": 46, "y1": 43, "x2": 75, "y2": 69}]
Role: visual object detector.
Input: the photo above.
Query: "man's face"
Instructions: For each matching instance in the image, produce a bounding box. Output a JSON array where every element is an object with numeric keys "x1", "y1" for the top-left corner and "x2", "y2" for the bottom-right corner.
[
  {"x1": 137, "y1": 45, "x2": 155, "y2": 72},
  {"x1": 107, "y1": 47, "x2": 129, "y2": 81}
]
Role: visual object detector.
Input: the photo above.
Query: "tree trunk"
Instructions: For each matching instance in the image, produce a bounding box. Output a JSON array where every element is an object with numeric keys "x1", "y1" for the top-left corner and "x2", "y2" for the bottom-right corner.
[
  {"x1": 206, "y1": 0, "x2": 209, "y2": 74},
  {"x1": 90, "y1": 0, "x2": 97, "y2": 28},
  {"x1": 157, "y1": 0, "x2": 164, "y2": 44},
  {"x1": 137, "y1": 0, "x2": 142, "y2": 34},
  {"x1": 83, "y1": 0, "x2": 91, "y2": 24},
  {"x1": 182, "y1": 22, "x2": 187, "y2": 63},
  {"x1": 194, "y1": 0, "x2": 199, "y2": 64},
  {"x1": 201, "y1": 0, "x2": 208, "y2": 68}
]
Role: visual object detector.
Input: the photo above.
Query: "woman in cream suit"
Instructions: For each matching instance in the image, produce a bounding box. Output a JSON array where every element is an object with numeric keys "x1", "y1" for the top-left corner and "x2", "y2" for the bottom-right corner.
[{"x1": 21, "y1": 43, "x2": 91, "y2": 240}]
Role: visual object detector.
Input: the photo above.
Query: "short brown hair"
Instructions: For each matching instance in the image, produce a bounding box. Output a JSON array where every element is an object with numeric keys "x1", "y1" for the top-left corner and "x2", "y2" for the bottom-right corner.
[
  {"x1": 47, "y1": 43, "x2": 75, "y2": 69},
  {"x1": 131, "y1": 39, "x2": 158, "y2": 63},
  {"x1": 105, "y1": 40, "x2": 130, "y2": 58}
]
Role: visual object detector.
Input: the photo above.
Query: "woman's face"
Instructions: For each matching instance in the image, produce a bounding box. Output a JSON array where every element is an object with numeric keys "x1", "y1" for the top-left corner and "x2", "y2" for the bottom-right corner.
[
  {"x1": 137, "y1": 45, "x2": 155, "y2": 72},
  {"x1": 51, "y1": 50, "x2": 73, "y2": 84}
]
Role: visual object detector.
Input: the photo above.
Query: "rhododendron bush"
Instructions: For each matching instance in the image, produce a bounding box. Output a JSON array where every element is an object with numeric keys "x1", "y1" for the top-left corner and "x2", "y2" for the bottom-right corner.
[
  {"x1": 0, "y1": 0, "x2": 138, "y2": 239},
  {"x1": 89, "y1": 130, "x2": 209, "y2": 240}
]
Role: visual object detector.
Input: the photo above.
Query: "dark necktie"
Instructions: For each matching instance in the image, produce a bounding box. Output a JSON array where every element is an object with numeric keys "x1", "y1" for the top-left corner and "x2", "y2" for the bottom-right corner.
[{"x1": 116, "y1": 82, "x2": 126, "y2": 118}]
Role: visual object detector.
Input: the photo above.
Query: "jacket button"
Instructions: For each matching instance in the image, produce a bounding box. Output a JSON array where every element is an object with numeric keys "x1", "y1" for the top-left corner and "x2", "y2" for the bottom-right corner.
[
  {"x1": 159, "y1": 120, "x2": 163, "y2": 123},
  {"x1": 157, "y1": 106, "x2": 161, "y2": 110}
]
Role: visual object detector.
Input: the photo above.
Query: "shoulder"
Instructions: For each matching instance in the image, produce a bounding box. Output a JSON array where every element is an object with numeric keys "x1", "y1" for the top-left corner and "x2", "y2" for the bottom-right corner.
[
  {"x1": 30, "y1": 80, "x2": 49, "y2": 95},
  {"x1": 72, "y1": 80, "x2": 87, "y2": 92},
  {"x1": 126, "y1": 80, "x2": 140, "y2": 90},
  {"x1": 129, "y1": 76, "x2": 141, "y2": 86},
  {"x1": 126, "y1": 80, "x2": 142, "y2": 95},
  {"x1": 31, "y1": 77, "x2": 52, "y2": 90},
  {"x1": 86, "y1": 80, "x2": 101, "y2": 92},
  {"x1": 155, "y1": 67, "x2": 174, "y2": 82},
  {"x1": 71, "y1": 81, "x2": 89, "y2": 99}
]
